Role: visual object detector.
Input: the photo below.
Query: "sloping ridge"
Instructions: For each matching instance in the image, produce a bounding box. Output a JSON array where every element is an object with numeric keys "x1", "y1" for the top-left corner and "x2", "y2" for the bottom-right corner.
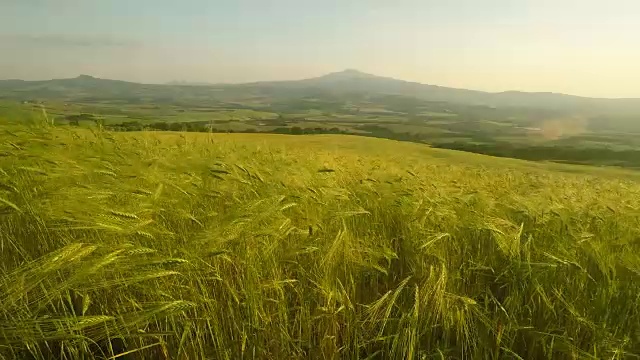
[
  {"x1": 283, "y1": 70, "x2": 640, "y2": 110},
  {"x1": 1, "y1": 70, "x2": 640, "y2": 112}
]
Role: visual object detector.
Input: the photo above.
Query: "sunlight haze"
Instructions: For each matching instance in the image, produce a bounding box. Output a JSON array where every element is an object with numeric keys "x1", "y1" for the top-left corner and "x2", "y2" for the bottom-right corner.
[{"x1": 1, "y1": 0, "x2": 639, "y2": 98}]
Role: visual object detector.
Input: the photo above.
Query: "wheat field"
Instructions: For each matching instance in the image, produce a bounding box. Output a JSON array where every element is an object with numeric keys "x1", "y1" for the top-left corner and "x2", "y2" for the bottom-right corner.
[{"x1": 0, "y1": 120, "x2": 639, "y2": 359}]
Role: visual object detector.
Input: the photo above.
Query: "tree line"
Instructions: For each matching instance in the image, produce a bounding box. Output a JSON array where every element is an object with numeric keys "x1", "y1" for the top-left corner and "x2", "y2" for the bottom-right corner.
[{"x1": 102, "y1": 120, "x2": 349, "y2": 135}]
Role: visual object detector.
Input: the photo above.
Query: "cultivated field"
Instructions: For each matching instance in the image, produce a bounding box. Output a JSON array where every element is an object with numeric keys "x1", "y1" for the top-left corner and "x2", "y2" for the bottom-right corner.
[{"x1": 0, "y1": 121, "x2": 639, "y2": 359}]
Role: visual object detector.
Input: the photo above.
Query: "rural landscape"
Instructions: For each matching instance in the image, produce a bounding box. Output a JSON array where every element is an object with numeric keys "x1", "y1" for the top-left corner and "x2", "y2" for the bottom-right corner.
[
  {"x1": 0, "y1": 69, "x2": 639, "y2": 359},
  {"x1": 4, "y1": 69, "x2": 640, "y2": 168}
]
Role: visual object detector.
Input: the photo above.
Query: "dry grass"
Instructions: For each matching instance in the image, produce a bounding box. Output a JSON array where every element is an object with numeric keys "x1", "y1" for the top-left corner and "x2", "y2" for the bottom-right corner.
[{"x1": 0, "y1": 121, "x2": 639, "y2": 359}]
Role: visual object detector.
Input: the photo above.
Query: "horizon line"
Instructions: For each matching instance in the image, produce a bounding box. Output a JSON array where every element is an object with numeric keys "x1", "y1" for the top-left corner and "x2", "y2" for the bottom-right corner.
[{"x1": 1, "y1": 70, "x2": 638, "y2": 101}]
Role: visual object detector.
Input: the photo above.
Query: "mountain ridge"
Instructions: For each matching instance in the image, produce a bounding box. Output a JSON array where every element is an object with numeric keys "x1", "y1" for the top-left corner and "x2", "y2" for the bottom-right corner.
[
  {"x1": 1, "y1": 70, "x2": 640, "y2": 114},
  {"x1": 1, "y1": 69, "x2": 637, "y2": 100}
]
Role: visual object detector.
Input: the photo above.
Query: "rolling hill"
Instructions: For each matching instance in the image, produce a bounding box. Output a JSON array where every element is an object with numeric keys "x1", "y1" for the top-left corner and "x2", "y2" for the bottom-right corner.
[{"x1": 2, "y1": 70, "x2": 640, "y2": 116}]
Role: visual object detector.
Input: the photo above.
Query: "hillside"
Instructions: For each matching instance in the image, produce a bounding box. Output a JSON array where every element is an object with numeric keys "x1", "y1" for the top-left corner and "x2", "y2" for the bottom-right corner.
[
  {"x1": 260, "y1": 70, "x2": 640, "y2": 114},
  {"x1": 0, "y1": 121, "x2": 639, "y2": 358},
  {"x1": 3, "y1": 71, "x2": 640, "y2": 115},
  {"x1": 4, "y1": 69, "x2": 640, "y2": 172}
]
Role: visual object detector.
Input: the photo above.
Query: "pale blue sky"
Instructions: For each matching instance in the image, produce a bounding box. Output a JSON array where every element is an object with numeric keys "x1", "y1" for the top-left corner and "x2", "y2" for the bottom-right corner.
[{"x1": 1, "y1": 0, "x2": 639, "y2": 97}]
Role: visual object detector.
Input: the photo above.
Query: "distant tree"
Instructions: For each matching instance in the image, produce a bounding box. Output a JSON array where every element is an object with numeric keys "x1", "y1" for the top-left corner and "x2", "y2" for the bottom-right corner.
[
  {"x1": 152, "y1": 122, "x2": 168, "y2": 131},
  {"x1": 94, "y1": 118, "x2": 104, "y2": 130},
  {"x1": 185, "y1": 123, "x2": 198, "y2": 132},
  {"x1": 118, "y1": 121, "x2": 142, "y2": 131}
]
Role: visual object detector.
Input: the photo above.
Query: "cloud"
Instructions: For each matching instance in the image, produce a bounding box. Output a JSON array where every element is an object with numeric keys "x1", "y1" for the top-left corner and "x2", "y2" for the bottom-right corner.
[{"x1": 0, "y1": 34, "x2": 140, "y2": 48}]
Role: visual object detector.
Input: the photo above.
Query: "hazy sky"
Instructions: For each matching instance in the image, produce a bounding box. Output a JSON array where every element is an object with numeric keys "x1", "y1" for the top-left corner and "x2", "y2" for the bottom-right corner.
[{"x1": 1, "y1": 0, "x2": 639, "y2": 98}]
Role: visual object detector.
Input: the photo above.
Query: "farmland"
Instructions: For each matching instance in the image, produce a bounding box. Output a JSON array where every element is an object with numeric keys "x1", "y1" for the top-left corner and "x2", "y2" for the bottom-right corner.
[
  {"x1": 3, "y1": 70, "x2": 640, "y2": 169},
  {"x1": 0, "y1": 115, "x2": 639, "y2": 358}
]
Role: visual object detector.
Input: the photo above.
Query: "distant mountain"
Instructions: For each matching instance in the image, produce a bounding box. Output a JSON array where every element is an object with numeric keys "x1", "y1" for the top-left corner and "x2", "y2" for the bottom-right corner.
[
  {"x1": 273, "y1": 70, "x2": 640, "y2": 112},
  {"x1": 165, "y1": 80, "x2": 213, "y2": 86},
  {"x1": 285, "y1": 69, "x2": 490, "y2": 104},
  {"x1": 300, "y1": 69, "x2": 386, "y2": 83},
  {"x1": 0, "y1": 75, "x2": 156, "y2": 102},
  {"x1": 1, "y1": 70, "x2": 640, "y2": 115}
]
